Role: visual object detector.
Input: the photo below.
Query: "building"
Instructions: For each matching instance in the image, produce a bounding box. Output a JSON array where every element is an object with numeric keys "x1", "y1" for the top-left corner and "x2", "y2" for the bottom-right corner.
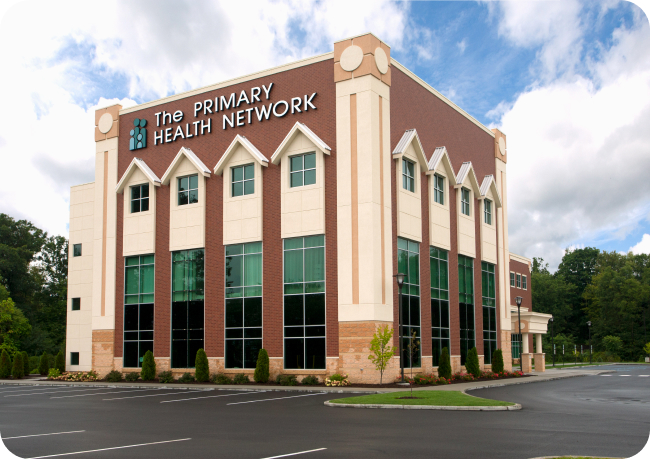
[{"x1": 66, "y1": 33, "x2": 550, "y2": 382}]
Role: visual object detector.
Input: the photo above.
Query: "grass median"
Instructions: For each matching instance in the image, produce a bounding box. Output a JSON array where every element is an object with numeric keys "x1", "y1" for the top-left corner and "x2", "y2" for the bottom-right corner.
[{"x1": 329, "y1": 390, "x2": 515, "y2": 407}]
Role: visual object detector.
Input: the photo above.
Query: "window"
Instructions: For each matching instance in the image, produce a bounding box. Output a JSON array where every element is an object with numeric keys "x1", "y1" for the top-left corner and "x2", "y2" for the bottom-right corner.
[
  {"x1": 171, "y1": 249, "x2": 204, "y2": 368},
  {"x1": 71, "y1": 298, "x2": 80, "y2": 311},
  {"x1": 398, "y1": 237, "x2": 420, "y2": 367},
  {"x1": 402, "y1": 159, "x2": 415, "y2": 192},
  {"x1": 458, "y1": 255, "x2": 474, "y2": 365},
  {"x1": 430, "y1": 247, "x2": 449, "y2": 366},
  {"x1": 290, "y1": 153, "x2": 316, "y2": 188},
  {"x1": 510, "y1": 272, "x2": 515, "y2": 287},
  {"x1": 124, "y1": 255, "x2": 155, "y2": 368},
  {"x1": 484, "y1": 199, "x2": 492, "y2": 225},
  {"x1": 178, "y1": 174, "x2": 199, "y2": 206},
  {"x1": 231, "y1": 164, "x2": 254, "y2": 197},
  {"x1": 522, "y1": 275, "x2": 527, "y2": 290},
  {"x1": 73, "y1": 244, "x2": 82, "y2": 257},
  {"x1": 516, "y1": 273, "x2": 521, "y2": 289},
  {"x1": 130, "y1": 184, "x2": 149, "y2": 213},
  {"x1": 283, "y1": 235, "x2": 325, "y2": 370},
  {"x1": 482, "y1": 262, "x2": 497, "y2": 364},
  {"x1": 511, "y1": 334, "x2": 521, "y2": 359},
  {"x1": 225, "y1": 242, "x2": 262, "y2": 369},
  {"x1": 70, "y1": 352, "x2": 79, "y2": 366},
  {"x1": 461, "y1": 188, "x2": 471, "y2": 216},
  {"x1": 433, "y1": 174, "x2": 444, "y2": 205}
]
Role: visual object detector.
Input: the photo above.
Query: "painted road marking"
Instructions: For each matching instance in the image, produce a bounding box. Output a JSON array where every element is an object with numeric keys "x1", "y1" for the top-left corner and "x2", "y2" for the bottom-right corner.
[
  {"x1": 160, "y1": 391, "x2": 265, "y2": 403},
  {"x1": 227, "y1": 392, "x2": 328, "y2": 405},
  {"x1": 261, "y1": 448, "x2": 327, "y2": 458},
  {"x1": 51, "y1": 389, "x2": 155, "y2": 399},
  {"x1": 3, "y1": 431, "x2": 85, "y2": 440},
  {"x1": 103, "y1": 390, "x2": 210, "y2": 401},
  {"x1": 620, "y1": 375, "x2": 631, "y2": 377},
  {"x1": 600, "y1": 375, "x2": 612, "y2": 376},
  {"x1": 0, "y1": 386, "x2": 72, "y2": 394},
  {"x1": 24, "y1": 438, "x2": 191, "y2": 458},
  {"x1": 639, "y1": 375, "x2": 649, "y2": 377},
  {"x1": 5, "y1": 388, "x2": 106, "y2": 397}
]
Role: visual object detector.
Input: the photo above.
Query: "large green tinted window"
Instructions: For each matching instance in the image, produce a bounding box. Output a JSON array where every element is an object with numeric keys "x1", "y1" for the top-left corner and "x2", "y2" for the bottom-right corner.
[
  {"x1": 482, "y1": 261, "x2": 497, "y2": 364},
  {"x1": 430, "y1": 247, "x2": 449, "y2": 366},
  {"x1": 171, "y1": 249, "x2": 204, "y2": 368},
  {"x1": 511, "y1": 334, "x2": 521, "y2": 359},
  {"x1": 290, "y1": 153, "x2": 316, "y2": 188},
  {"x1": 402, "y1": 159, "x2": 415, "y2": 192},
  {"x1": 458, "y1": 255, "x2": 474, "y2": 365},
  {"x1": 398, "y1": 237, "x2": 420, "y2": 368},
  {"x1": 283, "y1": 235, "x2": 325, "y2": 370},
  {"x1": 124, "y1": 255, "x2": 154, "y2": 368},
  {"x1": 225, "y1": 242, "x2": 262, "y2": 369}
]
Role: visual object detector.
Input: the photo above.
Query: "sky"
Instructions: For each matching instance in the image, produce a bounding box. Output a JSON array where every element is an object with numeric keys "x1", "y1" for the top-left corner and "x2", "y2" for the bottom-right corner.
[{"x1": 0, "y1": 0, "x2": 648, "y2": 270}]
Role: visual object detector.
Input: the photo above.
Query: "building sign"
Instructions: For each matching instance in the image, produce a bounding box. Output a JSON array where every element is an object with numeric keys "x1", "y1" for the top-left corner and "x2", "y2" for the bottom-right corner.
[{"x1": 129, "y1": 119, "x2": 147, "y2": 151}]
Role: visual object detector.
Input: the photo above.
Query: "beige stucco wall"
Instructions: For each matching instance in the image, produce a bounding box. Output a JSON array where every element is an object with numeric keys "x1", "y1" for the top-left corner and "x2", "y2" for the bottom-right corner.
[
  {"x1": 222, "y1": 145, "x2": 263, "y2": 245},
  {"x1": 456, "y1": 179, "x2": 476, "y2": 258},
  {"x1": 67, "y1": 182, "x2": 95, "y2": 371},
  {"x1": 122, "y1": 168, "x2": 156, "y2": 256},
  {"x1": 169, "y1": 156, "x2": 207, "y2": 251},
  {"x1": 280, "y1": 131, "x2": 326, "y2": 239},
  {"x1": 428, "y1": 168, "x2": 451, "y2": 251},
  {"x1": 496, "y1": 157, "x2": 511, "y2": 330},
  {"x1": 396, "y1": 143, "x2": 423, "y2": 243},
  {"x1": 480, "y1": 189, "x2": 497, "y2": 264}
]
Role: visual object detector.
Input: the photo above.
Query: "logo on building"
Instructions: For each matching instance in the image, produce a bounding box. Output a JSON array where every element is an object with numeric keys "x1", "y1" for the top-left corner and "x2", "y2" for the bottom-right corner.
[{"x1": 130, "y1": 118, "x2": 147, "y2": 151}]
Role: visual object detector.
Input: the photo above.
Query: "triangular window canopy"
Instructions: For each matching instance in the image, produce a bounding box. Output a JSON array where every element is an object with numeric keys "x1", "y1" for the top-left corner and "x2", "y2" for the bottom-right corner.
[
  {"x1": 116, "y1": 157, "x2": 161, "y2": 193},
  {"x1": 214, "y1": 135, "x2": 268, "y2": 175},
  {"x1": 479, "y1": 175, "x2": 503, "y2": 208},
  {"x1": 454, "y1": 161, "x2": 481, "y2": 195},
  {"x1": 426, "y1": 146, "x2": 457, "y2": 185},
  {"x1": 161, "y1": 147, "x2": 211, "y2": 185},
  {"x1": 270, "y1": 122, "x2": 331, "y2": 165},
  {"x1": 392, "y1": 129, "x2": 428, "y2": 172}
]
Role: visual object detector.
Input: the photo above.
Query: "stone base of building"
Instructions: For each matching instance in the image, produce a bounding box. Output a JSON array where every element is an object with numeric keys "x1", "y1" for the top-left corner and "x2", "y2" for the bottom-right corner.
[
  {"x1": 534, "y1": 353, "x2": 545, "y2": 372},
  {"x1": 501, "y1": 330, "x2": 513, "y2": 372},
  {"x1": 451, "y1": 355, "x2": 461, "y2": 373},
  {"x1": 521, "y1": 353, "x2": 533, "y2": 373},
  {"x1": 339, "y1": 320, "x2": 396, "y2": 384},
  {"x1": 92, "y1": 329, "x2": 115, "y2": 377}
]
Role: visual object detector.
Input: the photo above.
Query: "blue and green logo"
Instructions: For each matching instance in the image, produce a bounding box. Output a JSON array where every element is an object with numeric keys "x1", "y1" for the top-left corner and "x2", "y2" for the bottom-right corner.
[{"x1": 129, "y1": 118, "x2": 147, "y2": 150}]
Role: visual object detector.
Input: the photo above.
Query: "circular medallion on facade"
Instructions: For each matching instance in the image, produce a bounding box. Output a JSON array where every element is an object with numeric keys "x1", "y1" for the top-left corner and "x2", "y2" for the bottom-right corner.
[
  {"x1": 374, "y1": 47, "x2": 388, "y2": 74},
  {"x1": 498, "y1": 137, "x2": 506, "y2": 156},
  {"x1": 98, "y1": 113, "x2": 113, "y2": 134},
  {"x1": 340, "y1": 45, "x2": 363, "y2": 72}
]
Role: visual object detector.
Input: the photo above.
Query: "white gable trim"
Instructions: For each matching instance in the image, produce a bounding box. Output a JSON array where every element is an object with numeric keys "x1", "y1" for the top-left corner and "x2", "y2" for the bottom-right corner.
[
  {"x1": 454, "y1": 161, "x2": 481, "y2": 195},
  {"x1": 214, "y1": 135, "x2": 268, "y2": 175},
  {"x1": 392, "y1": 129, "x2": 428, "y2": 172},
  {"x1": 479, "y1": 175, "x2": 503, "y2": 208},
  {"x1": 270, "y1": 122, "x2": 331, "y2": 165},
  {"x1": 426, "y1": 146, "x2": 457, "y2": 185},
  {"x1": 116, "y1": 157, "x2": 161, "y2": 193},
  {"x1": 161, "y1": 146, "x2": 211, "y2": 185}
]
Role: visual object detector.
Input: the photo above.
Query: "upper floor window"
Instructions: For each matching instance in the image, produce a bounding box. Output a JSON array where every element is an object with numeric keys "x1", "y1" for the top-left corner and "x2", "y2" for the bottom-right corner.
[
  {"x1": 73, "y1": 244, "x2": 82, "y2": 257},
  {"x1": 522, "y1": 275, "x2": 527, "y2": 290},
  {"x1": 402, "y1": 159, "x2": 415, "y2": 192},
  {"x1": 516, "y1": 273, "x2": 521, "y2": 289},
  {"x1": 510, "y1": 272, "x2": 515, "y2": 287},
  {"x1": 71, "y1": 298, "x2": 81, "y2": 311},
  {"x1": 433, "y1": 174, "x2": 444, "y2": 205},
  {"x1": 178, "y1": 174, "x2": 198, "y2": 206},
  {"x1": 484, "y1": 199, "x2": 492, "y2": 225},
  {"x1": 131, "y1": 184, "x2": 149, "y2": 213},
  {"x1": 461, "y1": 188, "x2": 471, "y2": 216},
  {"x1": 290, "y1": 153, "x2": 316, "y2": 188},
  {"x1": 232, "y1": 164, "x2": 254, "y2": 197}
]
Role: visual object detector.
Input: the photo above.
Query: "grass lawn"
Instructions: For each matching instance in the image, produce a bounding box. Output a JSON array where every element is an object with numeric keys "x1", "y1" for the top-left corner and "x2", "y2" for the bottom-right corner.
[{"x1": 329, "y1": 390, "x2": 515, "y2": 406}]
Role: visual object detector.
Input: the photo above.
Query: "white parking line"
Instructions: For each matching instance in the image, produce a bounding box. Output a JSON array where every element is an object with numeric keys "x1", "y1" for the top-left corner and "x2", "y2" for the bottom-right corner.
[
  {"x1": 5, "y1": 388, "x2": 106, "y2": 397},
  {"x1": 160, "y1": 391, "x2": 265, "y2": 403},
  {"x1": 227, "y1": 392, "x2": 327, "y2": 405},
  {"x1": 51, "y1": 389, "x2": 154, "y2": 399},
  {"x1": 3, "y1": 430, "x2": 85, "y2": 440},
  {"x1": 639, "y1": 375, "x2": 649, "y2": 377},
  {"x1": 24, "y1": 438, "x2": 191, "y2": 458},
  {"x1": 103, "y1": 390, "x2": 210, "y2": 401},
  {"x1": 261, "y1": 448, "x2": 327, "y2": 459},
  {"x1": 620, "y1": 375, "x2": 631, "y2": 377},
  {"x1": 0, "y1": 386, "x2": 71, "y2": 394},
  {"x1": 600, "y1": 375, "x2": 612, "y2": 376}
]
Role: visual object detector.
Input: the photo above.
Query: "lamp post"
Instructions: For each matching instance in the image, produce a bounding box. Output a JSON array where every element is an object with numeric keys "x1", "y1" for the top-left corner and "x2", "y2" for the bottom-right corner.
[
  {"x1": 515, "y1": 296, "x2": 523, "y2": 373},
  {"x1": 394, "y1": 273, "x2": 406, "y2": 382},
  {"x1": 550, "y1": 317, "x2": 555, "y2": 367},
  {"x1": 587, "y1": 320, "x2": 591, "y2": 365}
]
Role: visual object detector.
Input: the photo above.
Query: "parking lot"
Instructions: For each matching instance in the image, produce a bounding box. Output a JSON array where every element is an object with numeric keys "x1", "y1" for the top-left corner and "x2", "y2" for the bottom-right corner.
[{"x1": 1, "y1": 365, "x2": 649, "y2": 458}]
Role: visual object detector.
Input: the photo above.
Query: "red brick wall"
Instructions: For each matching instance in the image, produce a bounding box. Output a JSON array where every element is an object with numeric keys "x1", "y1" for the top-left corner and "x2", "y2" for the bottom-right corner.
[
  {"x1": 509, "y1": 259, "x2": 531, "y2": 311},
  {"x1": 114, "y1": 59, "x2": 337, "y2": 360}
]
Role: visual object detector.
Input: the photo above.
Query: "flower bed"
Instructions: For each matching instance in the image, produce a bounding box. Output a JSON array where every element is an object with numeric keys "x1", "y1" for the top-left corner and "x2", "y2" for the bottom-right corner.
[
  {"x1": 396, "y1": 370, "x2": 525, "y2": 386},
  {"x1": 48, "y1": 371, "x2": 99, "y2": 382}
]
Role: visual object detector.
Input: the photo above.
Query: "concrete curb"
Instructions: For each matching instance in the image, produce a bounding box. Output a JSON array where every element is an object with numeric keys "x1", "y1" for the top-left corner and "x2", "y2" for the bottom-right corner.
[{"x1": 323, "y1": 400, "x2": 522, "y2": 410}]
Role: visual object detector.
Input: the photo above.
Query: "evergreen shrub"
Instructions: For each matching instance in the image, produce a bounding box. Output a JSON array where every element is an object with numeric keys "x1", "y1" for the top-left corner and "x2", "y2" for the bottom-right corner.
[
  {"x1": 38, "y1": 352, "x2": 50, "y2": 376},
  {"x1": 12, "y1": 353, "x2": 24, "y2": 379},
  {"x1": 141, "y1": 350, "x2": 156, "y2": 381},
  {"x1": 125, "y1": 372, "x2": 140, "y2": 382},
  {"x1": 178, "y1": 372, "x2": 195, "y2": 383},
  {"x1": 437, "y1": 347, "x2": 452, "y2": 379},
  {"x1": 492, "y1": 349, "x2": 504, "y2": 373},
  {"x1": 301, "y1": 375, "x2": 319, "y2": 385},
  {"x1": 29, "y1": 356, "x2": 39, "y2": 372},
  {"x1": 210, "y1": 373, "x2": 232, "y2": 384},
  {"x1": 105, "y1": 370, "x2": 123, "y2": 382},
  {"x1": 233, "y1": 373, "x2": 249, "y2": 384},
  {"x1": 276, "y1": 374, "x2": 298, "y2": 386},
  {"x1": 158, "y1": 371, "x2": 174, "y2": 383},
  {"x1": 22, "y1": 351, "x2": 29, "y2": 376},
  {"x1": 465, "y1": 347, "x2": 481, "y2": 378},
  {"x1": 253, "y1": 348, "x2": 270, "y2": 383},
  {"x1": 0, "y1": 350, "x2": 12, "y2": 378},
  {"x1": 55, "y1": 351, "x2": 65, "y2": 373},
  {"x1": 194, "y1": 349, "x2": 209, "y2": 382}
]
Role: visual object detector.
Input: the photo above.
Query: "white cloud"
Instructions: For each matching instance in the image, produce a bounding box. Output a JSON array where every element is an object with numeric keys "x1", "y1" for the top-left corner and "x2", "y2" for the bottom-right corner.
[
  {"x1": 629, "y1": 234, "x2": 650, "y2": 255},
  {"x1": 457, "y1": 39, "x2": 467, "y2": 55}
]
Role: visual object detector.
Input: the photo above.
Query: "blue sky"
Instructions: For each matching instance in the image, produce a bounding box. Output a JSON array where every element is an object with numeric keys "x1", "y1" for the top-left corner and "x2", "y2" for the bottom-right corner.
[{"x1": 0, "y1": 0, "x2": 649, "y2": 269}]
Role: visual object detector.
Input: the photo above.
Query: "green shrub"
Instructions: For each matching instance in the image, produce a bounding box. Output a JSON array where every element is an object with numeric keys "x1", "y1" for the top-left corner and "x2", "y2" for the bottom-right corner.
[
  {"x1": 413, "y1": 373, "x2": 435, "y2": 385},
  {"x1": 437, "y1": 347, "x2": 452, "y2": 379},
  {"x1": 141, "y1": 350, "x2": 156, "y2": 381},
  {"x1": 301, "y1": 375, "x2": 319, "y2": 385},
  {"x1": 47, "y1": 368, "x2": 61, "y2": 379},
  {"x1": 105, "y1": 370, "x2": 123, "y2": 382},
  {"x1": 38, "y1": 352, "x2": 50, "y2": 376},
  {"x1": 29, "y1": 356, "x2": 39, "y2": 372},
  {"x1": 492, "y1": 349, "x2": 504, "y2": 373},
  {"x1": 12, "y1": 353, "x2": 24, "y2": 379},
  {"x1": 158, "y1": 370, "x2": 174, "y2": 383},
  {"x1": 178, "y1": 372, "x2": 195, "y2": 383},
  {"x1": 195, "y1": 349, "x2": 209, "y2": 382},
  {"x1": 465, "y1": 347, "x2": 481, "y2": 378},
  {"x1": 210, "y1": 373, "x2": 232, "y2": 384},
  {"x1": 233, "y1": 373, "x2": 249, "y2": 384},
  {"x1": 276, "y1": 374, "x2": 298, "y2": 386},
  {"x1": 55, "y1": 351, "x2": 65, "y2": 373},
  {"x1": 0, "y1": 350, "x2": 12, "y2": 378},
  {"x1": 253, "y1": 348, "x2": 270, "y2": 383},
  {"x1": 125, "y1": 372, "x2": 140, "y2": 382},
  {"x1": 22, "y1": 351, "x2": 29, "y2": 376}
]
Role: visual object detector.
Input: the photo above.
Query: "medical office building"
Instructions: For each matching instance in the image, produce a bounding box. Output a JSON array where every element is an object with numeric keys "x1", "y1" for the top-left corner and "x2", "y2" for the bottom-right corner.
[{"x1": 66, "y1": 33, "x2": 550, "y2": 382}]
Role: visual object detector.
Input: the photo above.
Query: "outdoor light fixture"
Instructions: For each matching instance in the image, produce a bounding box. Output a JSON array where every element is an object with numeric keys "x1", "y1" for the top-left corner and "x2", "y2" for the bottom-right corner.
[
  {"x1": 394, "y1": 273, "x2": 406, "y2": 382},
  {"x1": 549, "y1": 317, "x2": 555, "y2": 367},
  {"x1": 587, "y1": 321, "x2": 592, "y2": 365},
  {"x1": 515, "y1": 296, "x2": 523, "y2": 373}
]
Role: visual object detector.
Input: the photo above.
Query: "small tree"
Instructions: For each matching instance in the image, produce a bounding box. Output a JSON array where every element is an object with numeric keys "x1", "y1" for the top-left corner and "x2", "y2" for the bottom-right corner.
[
  {"x1": 492, "y1": 349, "x2": 504, "y2": 373},
  {"x1": 22, "y1": 351, "x2": 30, "y2": 376},
  {"x1": 438, "y1": 347, "x2": 452, "y2": 379},
  {"x1": 644, "y1": 342, "x2": 650, "y2": 357},
  {"x1": 407, "y1": 330, "x2": 420, "y2": 396},
  {"x1": 55, "y1": 351, "x2": 65, "y2": 373},
  {"x1": 254, "y1": 348, "x2": 270, "y2": 383},
  {"x1": 195, "y1": 348, "x2": 209, "y2": 382},
  {"x1": 603, "y1": 336, "x2": 623, "y2": 357},
  {"x1": 141, "y1": 350, "x2": 156, "y2": 381},
  {"x1": 12, "y1": 353, "x2": 24, "y2": 379},
  {"x1": 465, "y1": 347, "x2": 480, "y2": 378},
  {"x1": 38, "y1": 352, "x2": 49, "y2": 376},
  {"x1": 368, "y1": 325, "x2": 395, "y2": 385},
  {"x1": 0, "y1": 350, "x2": 12, "y2": 378}
]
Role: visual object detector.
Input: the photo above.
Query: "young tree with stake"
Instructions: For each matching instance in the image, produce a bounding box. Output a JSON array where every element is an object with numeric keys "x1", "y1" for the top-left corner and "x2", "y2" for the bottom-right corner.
[{"x1": 368, "y1": 325, "x2": 395, "y2": 385}]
